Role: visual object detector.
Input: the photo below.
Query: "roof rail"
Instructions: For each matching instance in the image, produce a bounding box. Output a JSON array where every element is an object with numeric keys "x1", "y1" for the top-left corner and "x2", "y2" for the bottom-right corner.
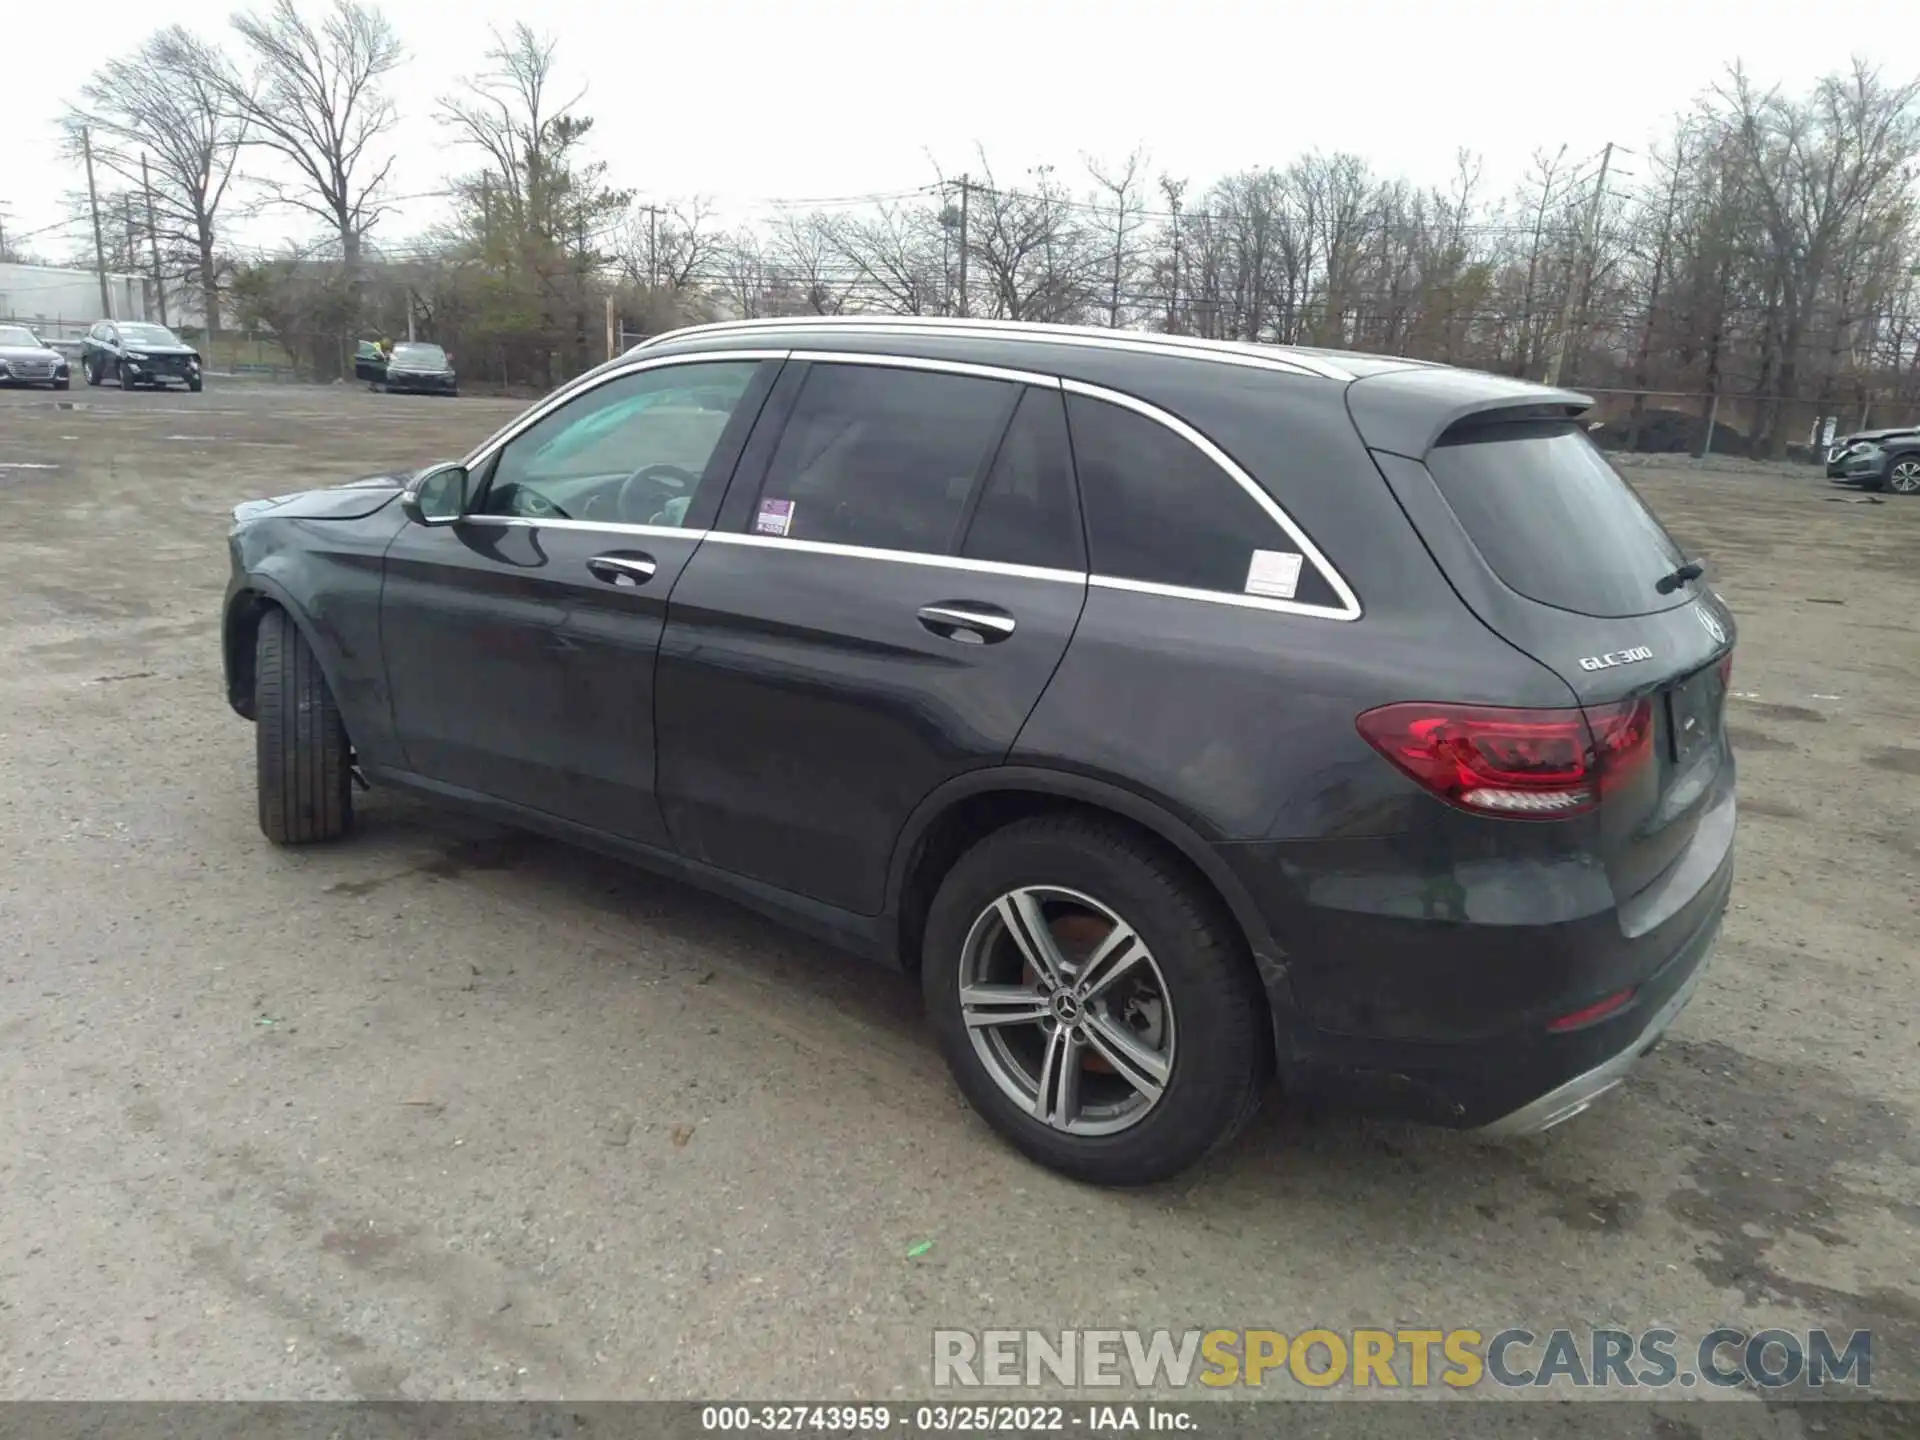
[{"x1": 634, "y1": 314, "x2": 1356, "y2": 382}]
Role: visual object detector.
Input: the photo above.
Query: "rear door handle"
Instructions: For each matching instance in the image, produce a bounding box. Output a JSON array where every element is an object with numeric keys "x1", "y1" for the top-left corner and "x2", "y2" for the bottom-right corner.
[
  {"x1": 587, "y1": 553, "x2": 657, "y2": 587},
  {"x1": 917, "y1": 602, "x2": 1016, "y2": 644}
]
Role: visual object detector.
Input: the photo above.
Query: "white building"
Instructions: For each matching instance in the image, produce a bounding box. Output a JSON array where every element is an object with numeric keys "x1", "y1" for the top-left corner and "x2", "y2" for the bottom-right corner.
[{"x1": 0, "y1": 263, "x2": 158, "y2": 338}]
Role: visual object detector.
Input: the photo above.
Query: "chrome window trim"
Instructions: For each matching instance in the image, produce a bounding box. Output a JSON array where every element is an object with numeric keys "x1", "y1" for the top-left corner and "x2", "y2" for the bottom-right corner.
[
  {"x1": 637, "y1": 316, "x2": 1353, "y2": 382},
  {"x1": 459, "y1": 349, "x2": 792, "y2": 471},
  {"x1": 1089, "y1": 574, "x2": 1345, "y2": 616},
  {"x1": 1061, "y1": 378, "x2": 1362, "y2": 622},
  {"x1": 702, "y1": 531, "x2": 1086, "y2": 586},
  {"x1": 456, "y1": 515, "x2": 710, "y2": 541},
  {"x1": 787, "y1": 349, "x2": 1063, "y2": 389}
]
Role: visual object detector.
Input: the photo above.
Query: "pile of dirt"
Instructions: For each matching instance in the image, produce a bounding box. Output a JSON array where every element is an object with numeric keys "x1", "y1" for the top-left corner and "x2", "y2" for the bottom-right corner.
[{"x1": 1589, "y1": 408, "x2": 1750, "y2": 456}]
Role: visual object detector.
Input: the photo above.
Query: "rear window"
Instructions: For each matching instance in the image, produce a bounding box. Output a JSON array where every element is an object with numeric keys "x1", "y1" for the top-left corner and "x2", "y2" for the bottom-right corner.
[{"x1": 1424, "y1": 420, "x2": 1690, "y2": 618}]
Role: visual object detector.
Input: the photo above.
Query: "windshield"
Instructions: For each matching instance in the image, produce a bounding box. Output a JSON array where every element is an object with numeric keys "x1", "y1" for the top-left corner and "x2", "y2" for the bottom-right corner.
[
  {"x1": 392, "y1": 344, "x2": 447, "y2": 365},
  {"x1": 1425, "y1": 419, "x2": 1691, "y2": 618},
  {"x1": 119, "y1": 324, "x2": 183, "y2": 346},
  {"x1": 0, "y1": 325, "x2": 43, "y2": 347}
]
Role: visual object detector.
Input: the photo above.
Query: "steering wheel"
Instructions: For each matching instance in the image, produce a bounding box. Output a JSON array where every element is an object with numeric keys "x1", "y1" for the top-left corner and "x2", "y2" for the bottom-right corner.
[
  {"x1": 616, "y1": 463, "x2": 701, "y2": 524},
  {"x1": 514, "y1": 487, "x2": 571, "y2": 521}
]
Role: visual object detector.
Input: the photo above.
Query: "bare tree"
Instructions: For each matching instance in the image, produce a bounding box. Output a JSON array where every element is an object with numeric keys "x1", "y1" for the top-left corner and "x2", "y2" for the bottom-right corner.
[
  {"x1": 769, "y1": 211, "x2": 850, "y2": 315},
  {"x1": 1086, "y1": 148, "x2": 1151, "y2": 327},
  {"x1": 966, "y1": 155, "x2": 1095, "y2": 323},
  {"x1": 68, "y1": 27, "x2": 248, "y2": 333},
  {"x1": 224, "y1": 0, "x2": 403, "y2": 275},
  {"x1": 438, "y1": 24, "x2": 629, "y2": 382},
  {"x1": 620, "y1": 199, "x2": 721, "y2": 293},
  {"x1": 1712, "y1": 61, "x2": 1920, "y2": 453},
  {"x1": 823, "y1": 201, "x2": 946, "y2": 315}
]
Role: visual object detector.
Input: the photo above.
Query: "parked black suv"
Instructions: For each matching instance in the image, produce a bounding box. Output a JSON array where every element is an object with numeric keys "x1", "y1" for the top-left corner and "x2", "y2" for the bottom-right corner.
[
  {"x1": 221, "y1": 317, "x2": 1736, "y2": 1184},
  {"x1": 1826, "y1": 426, "x2": 1920, "y2": 493},
  {"x1": 81, "y1": 320, "x2": 203, "y2": 391},
  {"x1": 373, "y1": 341, "x2": 459, "y2": 396}
]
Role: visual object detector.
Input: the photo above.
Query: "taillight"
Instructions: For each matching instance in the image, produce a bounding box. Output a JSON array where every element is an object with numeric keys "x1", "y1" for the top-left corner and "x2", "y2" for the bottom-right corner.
[
  {"x1": 1716, "y1": 651, "x2": 1733, "y2": 690},
  {"x1": 1355, "y1": 699, "x2": 1654, "y2": 819}
]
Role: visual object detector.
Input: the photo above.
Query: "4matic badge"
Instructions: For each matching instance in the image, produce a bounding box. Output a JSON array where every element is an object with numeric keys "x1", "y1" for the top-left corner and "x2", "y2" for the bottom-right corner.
[{"x1": 1579, "y1": 646, "x2": 1654, "y2": 672}]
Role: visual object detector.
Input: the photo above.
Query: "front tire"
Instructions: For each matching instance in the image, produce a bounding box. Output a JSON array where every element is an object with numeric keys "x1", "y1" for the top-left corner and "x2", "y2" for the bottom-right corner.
[
  {"x1": 119, "y1": 361, "x2": 136, "y2": 391},
  {"x1": 53, "y1": 379, "x2": 69, "y2": 391},
  {"x1": 1889, "y1": 458, "x2": 1920, "y2": 495},
  {"x1": 921, "y1": 815, "x2": 1267, "y2": 1185},
  {"x1": 188, "y1": 377, "x2": 203, "y2": 393},
  {"x1": 85, "y1": 358, "x2": 101, "y2": 386},
  {"x1": 254, "y1": 607, "x2": 352, "y2": 844}
]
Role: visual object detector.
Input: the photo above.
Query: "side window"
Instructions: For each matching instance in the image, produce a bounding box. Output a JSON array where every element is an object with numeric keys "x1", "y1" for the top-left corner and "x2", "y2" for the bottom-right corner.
[
  {"x1": 477, "y1": 361, "x2": 761, "y2": 526},
  {"x1": 1066, "y1": 393, "x2": 1306, "y2": 599},
  {"x1": 960, "y1": 387, "x2": 1084, "y2": 572},
  {"x1": 749, "y1": 363, "x2": 1017, "y2": 554}
]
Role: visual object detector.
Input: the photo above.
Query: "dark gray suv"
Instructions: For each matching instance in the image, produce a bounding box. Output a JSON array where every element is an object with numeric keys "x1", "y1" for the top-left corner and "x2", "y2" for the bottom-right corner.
[{"x1": 221, "y1": 317, "x2": 1736, "y2": 1185}]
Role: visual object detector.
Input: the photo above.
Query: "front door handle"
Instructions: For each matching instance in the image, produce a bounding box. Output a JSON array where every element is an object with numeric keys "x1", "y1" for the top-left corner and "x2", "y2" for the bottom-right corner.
[
  {"x1": 587, "y1": 553, "x2": 657, "y2": 587},
  {"x1": 917, "y1": 602, "x2": 1016, "y2": 645}
]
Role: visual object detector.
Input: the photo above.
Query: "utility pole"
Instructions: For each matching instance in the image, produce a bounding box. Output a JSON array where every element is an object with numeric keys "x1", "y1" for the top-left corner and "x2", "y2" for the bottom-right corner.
[
  {"x1": 956, "y1": 176, "x2": 970, "y2": 318},
  {"x1": 81, "y1": 127, "x2": 112, "y2": 317},
  {"x1": 630, "y1": 203, "x2": 666, "y2": 289},
  {"x1": 141, "y1": 153, "x2": 168, "y2": 326},
  {"x1": 1544, "y1": 141, "x2": 1614, "y2": 388},
  {"x1": 1162, "y1": 179, "x2": 1186, "y2": 334},
  {"x1": 605, "y1": 293, "x2": 617, "y2": 361}
]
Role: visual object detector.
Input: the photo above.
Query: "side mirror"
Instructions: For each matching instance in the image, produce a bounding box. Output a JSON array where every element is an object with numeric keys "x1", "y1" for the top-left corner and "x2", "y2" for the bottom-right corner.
[{"x1": 399, "y1": 462, "x2": 470, "y2": 526}]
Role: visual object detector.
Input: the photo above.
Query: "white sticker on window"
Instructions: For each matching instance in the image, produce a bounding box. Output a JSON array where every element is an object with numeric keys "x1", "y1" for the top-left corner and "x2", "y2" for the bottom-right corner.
[
  {"x1": 754, "y1": 498, "x2": 795, "y2": 537},
  {"x1": 1245, "y1": 549, "x2": 1304, "y2": 599}
]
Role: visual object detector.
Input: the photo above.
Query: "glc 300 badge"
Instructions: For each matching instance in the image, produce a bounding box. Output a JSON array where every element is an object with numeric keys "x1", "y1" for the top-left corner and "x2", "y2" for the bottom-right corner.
[{"x1": 1579, "y1": 646, "x2": 1654, "y2": 672}]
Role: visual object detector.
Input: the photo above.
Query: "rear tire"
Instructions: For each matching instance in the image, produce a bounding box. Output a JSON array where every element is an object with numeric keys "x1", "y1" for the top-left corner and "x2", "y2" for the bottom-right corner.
[
  {"x1": 921, "y1": 815, "x2": 1267, "y2": 1186},
  {"x1": 254, "y1": 607, "x2": 352, "y2": 844}
]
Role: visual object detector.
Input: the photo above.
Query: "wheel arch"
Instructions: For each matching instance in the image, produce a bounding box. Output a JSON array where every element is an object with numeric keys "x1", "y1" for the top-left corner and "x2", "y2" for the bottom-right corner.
[
  {"x1": 222, "y1": 577, "x2": 351, "y2": 733},
  {"x1": 886, "y1": 767, "x2": 1285, "y2": 983}
]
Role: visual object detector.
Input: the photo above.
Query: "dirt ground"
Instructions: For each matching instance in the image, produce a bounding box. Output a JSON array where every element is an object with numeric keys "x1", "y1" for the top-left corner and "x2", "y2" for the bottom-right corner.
[{"x1": 1, "y1": 381, "x2": 1916, "y2": 1413}]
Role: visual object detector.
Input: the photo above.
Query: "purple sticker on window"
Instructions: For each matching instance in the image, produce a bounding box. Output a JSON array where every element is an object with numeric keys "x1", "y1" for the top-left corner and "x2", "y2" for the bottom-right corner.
[{"x1": 754, "y1": 498, "x2": 795, "y2": 537}]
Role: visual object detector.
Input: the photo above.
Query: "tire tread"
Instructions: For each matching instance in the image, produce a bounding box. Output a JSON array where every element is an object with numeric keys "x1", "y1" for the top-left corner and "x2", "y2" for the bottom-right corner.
[{"x1": 254, "y1": 607, "x2": 351, "y2": 844}]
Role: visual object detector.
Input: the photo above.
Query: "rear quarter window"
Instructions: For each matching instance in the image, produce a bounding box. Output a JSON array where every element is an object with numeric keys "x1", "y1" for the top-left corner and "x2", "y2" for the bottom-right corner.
[{"x1": 1424, "y1": 420, "x2": 1691, "y2": 619}]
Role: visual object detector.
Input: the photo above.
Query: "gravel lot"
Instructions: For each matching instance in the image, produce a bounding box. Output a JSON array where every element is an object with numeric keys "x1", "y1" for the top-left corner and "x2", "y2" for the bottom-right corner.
[{"x1": 1, "y1": 381, "x2": 1916, "y2": 1411}]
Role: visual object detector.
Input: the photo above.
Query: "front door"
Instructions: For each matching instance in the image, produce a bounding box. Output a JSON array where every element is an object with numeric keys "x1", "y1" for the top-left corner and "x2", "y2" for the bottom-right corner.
[
  {"x1": 655, "y1": 358, "x2": 1089, "y2": 913},
  {"x1": 379, "y1": 355, "x2": 779, "y2": 844}
]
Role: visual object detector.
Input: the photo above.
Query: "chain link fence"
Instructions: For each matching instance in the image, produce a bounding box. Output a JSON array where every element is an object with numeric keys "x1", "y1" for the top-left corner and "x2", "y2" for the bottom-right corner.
[
  {"x1": 2, "y1": 314, "x2": 298, "y2": 380},
  {"x1": 1575, "y1": 386, "x2": 1917, "y2": 466}
]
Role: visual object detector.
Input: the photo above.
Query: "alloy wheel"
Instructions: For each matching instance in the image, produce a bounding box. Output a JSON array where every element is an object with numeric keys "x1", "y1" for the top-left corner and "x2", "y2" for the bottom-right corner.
[
  {"x1": 958, "y1": 886, "x2": 1175, "y2": 1136},
  {"x1": 1890, "y1": 459, "x2": 1920, "y2": 494}
]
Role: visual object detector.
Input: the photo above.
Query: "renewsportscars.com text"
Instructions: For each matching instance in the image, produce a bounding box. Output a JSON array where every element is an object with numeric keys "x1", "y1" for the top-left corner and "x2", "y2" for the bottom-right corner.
[{"x1": 933, "y1": 1327, "x2": 1873, "y2": 1391}]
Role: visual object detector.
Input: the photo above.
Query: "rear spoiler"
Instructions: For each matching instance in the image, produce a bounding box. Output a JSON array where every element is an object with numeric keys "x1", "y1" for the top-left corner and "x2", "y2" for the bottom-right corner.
[{"x1": 1345, "y1": 366, "x2": 1592, "y2": 459}]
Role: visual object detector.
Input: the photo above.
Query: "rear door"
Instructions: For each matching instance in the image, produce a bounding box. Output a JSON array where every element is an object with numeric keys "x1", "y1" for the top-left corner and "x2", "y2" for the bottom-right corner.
[
  {"x1": 653, "y1": 356, "x2": 1088, "y2": 914},
  {"x1": 1370, "y1": 417, "x2": 1736, "y2": 904}
]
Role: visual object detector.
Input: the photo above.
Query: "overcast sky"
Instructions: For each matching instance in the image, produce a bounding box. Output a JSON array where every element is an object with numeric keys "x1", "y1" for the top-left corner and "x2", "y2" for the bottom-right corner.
[{"x1": 1, "y1": 0, "x2": 1904, "y2": 262}]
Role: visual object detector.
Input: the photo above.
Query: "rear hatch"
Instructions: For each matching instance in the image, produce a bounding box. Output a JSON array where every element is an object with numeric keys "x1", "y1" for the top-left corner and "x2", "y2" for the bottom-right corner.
[{"x1": 1358, "y1": 386, "x2": 1736, "y2": 909}]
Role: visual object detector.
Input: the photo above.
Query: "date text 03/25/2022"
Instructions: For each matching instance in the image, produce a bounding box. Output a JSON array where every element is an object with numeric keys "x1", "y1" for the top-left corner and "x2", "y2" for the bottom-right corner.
[{"x1": 700, "y1": 1404, "x2": 1192, "y2": 1433}]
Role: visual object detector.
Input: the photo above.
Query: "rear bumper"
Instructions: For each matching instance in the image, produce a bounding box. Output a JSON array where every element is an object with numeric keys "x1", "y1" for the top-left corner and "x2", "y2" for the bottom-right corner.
[
  {"x1": 1221, "y1": 786, "x2": 1735, "y2": 1130},
  {"x1": 1477, "y1": 917, "x2": 1712, "y2": 1135}
]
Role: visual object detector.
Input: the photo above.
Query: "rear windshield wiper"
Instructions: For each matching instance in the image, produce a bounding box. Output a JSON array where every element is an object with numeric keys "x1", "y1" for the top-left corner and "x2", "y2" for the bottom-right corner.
[{"x1": 1655, "y1": 560, "x2": 1705, "y2": 595}]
